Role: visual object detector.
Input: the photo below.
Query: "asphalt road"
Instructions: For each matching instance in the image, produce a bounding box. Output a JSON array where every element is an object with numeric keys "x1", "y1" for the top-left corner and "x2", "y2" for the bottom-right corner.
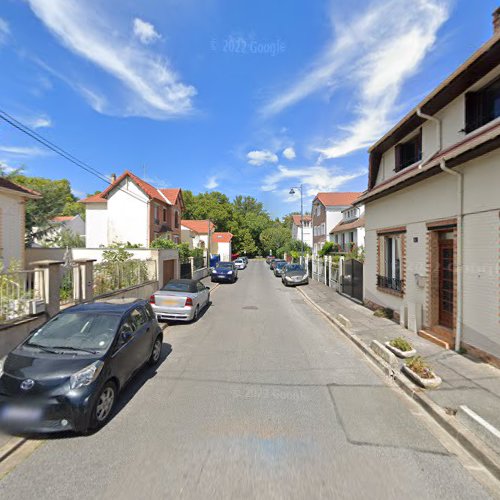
[{"x1": 0, "y1": 261, "x2": 494, "y2": 499}]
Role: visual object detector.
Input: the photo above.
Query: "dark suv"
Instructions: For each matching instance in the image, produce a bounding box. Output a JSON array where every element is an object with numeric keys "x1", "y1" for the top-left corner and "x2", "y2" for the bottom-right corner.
[{"x1": 0, "y1": 299, "x2": 163, "y2": 435}]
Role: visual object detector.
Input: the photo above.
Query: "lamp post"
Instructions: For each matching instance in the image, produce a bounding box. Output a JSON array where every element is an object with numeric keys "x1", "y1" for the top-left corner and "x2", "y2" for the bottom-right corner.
[
  {"x1": 289, "y1": 184, "x2": 304, "y2": 262},
  {"x1": 207, "y1": 219, "x2": 212, "y2": 268}
]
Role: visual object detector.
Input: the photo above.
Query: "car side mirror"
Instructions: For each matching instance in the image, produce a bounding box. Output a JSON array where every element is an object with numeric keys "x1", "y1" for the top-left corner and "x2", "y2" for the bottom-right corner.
[
  {"x1": 205, "y1": 286, "x2": 210, "y2": 290},
  {"x1": 121, "y1": 330, "x2": 132, "y2": 342}
]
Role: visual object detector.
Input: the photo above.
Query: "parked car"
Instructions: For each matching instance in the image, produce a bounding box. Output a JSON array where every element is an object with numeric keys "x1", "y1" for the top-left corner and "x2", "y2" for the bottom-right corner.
[
  {"x1": 211, "y1": 261, "x2": 238, "y2": 283},
  {"x1": 282, "y1": 264, "x2": 309, "y2": 287},
  {"x1": 270, "y1": 258, "x2": 282, "y2": 271},
  {"x1": 0, "y1": 299, "x2": 162, "y2": 435},
  {"x1": 150, "y1": 279, "x2": 210, "y2": 322},
  {"x1": 241, "y1": 256, "x2": 249, "y2": 265},
  {"x1": 234, "y1": 258, "x2": 246, "y2": 270},
  {"x1": 265, "y1": 256, "x2": 275, "y2": 264},
  {"x1": 274, "y1": 260, "x2": 288, "y2": 277}
]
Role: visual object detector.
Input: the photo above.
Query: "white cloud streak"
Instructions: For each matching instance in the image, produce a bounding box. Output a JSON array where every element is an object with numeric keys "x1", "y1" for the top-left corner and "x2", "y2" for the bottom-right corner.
[
  {"x1": 261, "y1": 0, "x2": 449, "y2": 159},
  {"x1": 246, "y1": 149, "x2": 279, "y2": 166},
  {"x1": 261, "y1": 164, "x2": 366, "y2": 201},
  {"x1": 205, "y1": 176, "x2": 219, "y2": 189},
  {"x1": 27, "y1": 0, "x2": 196, "y2": 119},
  {"x1": 282, "y1": 147, "x2": 296, "y2": 160},
  {"x1": 0, "y1": 145, "x2": 50, "y2": 157},
  {"x1": 29, "y1": 115, "x2": 52, "y2": 129},
  {"x1": 133, "y1": 18, "x2": 161, "y2": 45},
  {"x1": 0, "y1": 17, "x2": 9, "y2": 45}
]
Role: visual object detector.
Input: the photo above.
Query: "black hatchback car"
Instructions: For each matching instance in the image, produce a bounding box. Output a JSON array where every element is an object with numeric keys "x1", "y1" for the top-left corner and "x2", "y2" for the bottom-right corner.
[{"x1": 0, "y1": 299, "x2": 163, "y2": 435}]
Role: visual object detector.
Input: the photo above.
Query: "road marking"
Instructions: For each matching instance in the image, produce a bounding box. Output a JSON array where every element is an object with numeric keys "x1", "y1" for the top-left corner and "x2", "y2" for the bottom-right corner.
[{"x1": 0, "y1": 439, "x2": 44, "y2": 480}]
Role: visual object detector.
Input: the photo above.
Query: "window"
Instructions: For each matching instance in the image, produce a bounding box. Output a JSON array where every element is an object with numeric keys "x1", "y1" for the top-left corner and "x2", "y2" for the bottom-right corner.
[
  {"x1": 395, "y1": 130, "x2": 422, "y2": 171},
  {"x1": 163, "y1": 208, "x2": 167, "y2": 222},
  {"x1": 465, "y1": 77, "x2": 500, "y2": 133},
  {"x1": 154, "y1": 205, "x2": 160, "y2": 224},
  {"x1": 350, "y1": 231, "x2": 355, "y2": 242},
  {"x1": 197, "y1": 282, "x2": 206, "y2": 292},
  {"x1": 377, "y1": 234, "x2": 403, "y2": 292},
  {"x1": 175, "y1": 211, "x2": 179, "y2": 228},
  {"x1": 130, "y1": 308, "x2": 146, "y2": 330}
]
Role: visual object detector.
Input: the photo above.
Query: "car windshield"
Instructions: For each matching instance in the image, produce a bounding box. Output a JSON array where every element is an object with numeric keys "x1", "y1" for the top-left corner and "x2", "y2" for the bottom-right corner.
[
  {"x1": 276, "y1": 261, "x2": 287, "y2": 268},
  {"x1": 286, "y1": 265, "x2": 304, "y2": 272},
  {"x1": 26, "y1": 312, "x2": 121, "y2": 352},
  {"x1": 217, "y1": 262, "x2": 233, "y2": 269},
  {"x1": 162, "y1": 281, "x2": 196, "y2": 293}
]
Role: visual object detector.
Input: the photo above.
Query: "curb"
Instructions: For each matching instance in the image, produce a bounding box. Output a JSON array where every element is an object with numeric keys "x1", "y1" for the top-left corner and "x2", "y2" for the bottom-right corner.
[
  {"x1": 297, "y1": 286, "x2": 500, "y2": 480},
  {"x1": 0, "y1": 437, "x2": 27, "y2": 464}
]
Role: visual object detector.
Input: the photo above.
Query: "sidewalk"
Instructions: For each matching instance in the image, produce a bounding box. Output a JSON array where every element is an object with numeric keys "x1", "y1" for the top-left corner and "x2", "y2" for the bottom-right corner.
[{"x1": 299, "y1": 279, "x2": 500, "y2": 462}]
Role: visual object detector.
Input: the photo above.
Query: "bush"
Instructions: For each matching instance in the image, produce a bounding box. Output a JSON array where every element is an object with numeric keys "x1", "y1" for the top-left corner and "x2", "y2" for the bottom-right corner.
[
  {"x1": 373, "y1": 307, "x2": 394, "y2": 319},
  {"x1": 406, "y1": 356, "x2": 434, "y2": 379},
  {"x1": 150, "y1": 237, "x2": 176, "y2": 249},
  {"x1": 389, "y1": 337, "x2": 413, "y2": 352},
  {"x1": 319, "y1": 241, "x2": 340, "y2": 257}
]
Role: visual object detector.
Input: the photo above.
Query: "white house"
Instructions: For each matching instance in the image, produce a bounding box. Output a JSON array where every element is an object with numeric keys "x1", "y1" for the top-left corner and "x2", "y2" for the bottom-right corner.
[
  {"x1": 311, "y1": 192, "x2": 362, "y2": 255},
  {"x1": 291, "y1": 215, "x2": 312, "y2": 250},
  {"x1": 0, "y1": 177, "x2": 40, "y2": 270},
  {"x1": 33, "y1": 214, "x2": 85, "y2": 246},
  {"x1": 81, "y1": 171, "x2": 183, "y2": 248},
  {"x1": 357, "y1": 13, "x2": 500, "y2": 365},
  {"x1": 181, "y1": 220, "x2": 215, "y2": 249},
  {"x1": 329, "y1": 204, "x2": 365, "y2": 252},
  {"x1": 211, "y1": 232, "x2": 233, "y2": 261}
]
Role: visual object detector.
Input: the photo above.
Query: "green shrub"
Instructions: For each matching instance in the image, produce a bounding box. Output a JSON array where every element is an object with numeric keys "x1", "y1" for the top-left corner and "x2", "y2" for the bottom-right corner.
[
  {"x1": 406, "y1": 356, "x2": 434, "y2": 379},
  {"x1": 373, "y1": 307, "x2": 394, "y2": 319},
  {"x1": 389, "y1": 337, "x2": 413, "y2": 352}
]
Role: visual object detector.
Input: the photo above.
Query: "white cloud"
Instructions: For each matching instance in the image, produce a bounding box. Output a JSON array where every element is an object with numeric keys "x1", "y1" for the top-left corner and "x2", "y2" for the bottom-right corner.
[
  {"x1": 27, "y1": 0, "x2": 196, "y2": 119},
  {"x1": 246, "y1": 149, "x2": 279, "y2": 166},
  {"x1": 282, "y1": 147, "x2": 296, "y2": 160},
  {"x1": 261, "y1": 164, "x2": 366, "y2": 201},
  {"x1": 0, "y1": 18, "x2": 9, "y2": 45},
  {"x1": 205, "y1": 176, "x2": 219, "y2": 190},
  {"x1": 0, "y1": 145, "x2": 49, "y2": 157},
  {"x1": 29, "y1": 115, "x2": 52, "y2": 129},
  {"x1": 133, "y1": 18, "x2": 161, "y2": 45},
  {"x1": 261, "y1": 0, "x2": 449, "y2": 158}
]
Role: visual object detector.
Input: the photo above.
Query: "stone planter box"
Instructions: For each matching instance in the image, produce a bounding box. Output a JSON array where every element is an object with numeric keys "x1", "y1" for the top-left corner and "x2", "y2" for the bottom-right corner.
[
  {"x1": 385, "y1": 341, "x2": 416, "y2": 359},
  {"x1": 402, "y1": 365, "x2": 442, "y2": 389}
]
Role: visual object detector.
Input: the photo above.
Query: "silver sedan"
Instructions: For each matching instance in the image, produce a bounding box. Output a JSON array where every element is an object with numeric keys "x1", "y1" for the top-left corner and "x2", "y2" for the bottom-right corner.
[{"x1": 150, "y1": 279, "x2": 210, "y2": 322}]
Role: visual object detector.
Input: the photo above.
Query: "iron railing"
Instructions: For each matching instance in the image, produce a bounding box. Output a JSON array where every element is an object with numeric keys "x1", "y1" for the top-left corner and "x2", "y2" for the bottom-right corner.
[
  {"x1": 377, "y1": 274, "x2": 403, "y2": 292},
  {"x1": 0, "y1": 270, "x2": 45, "y2": 323}
]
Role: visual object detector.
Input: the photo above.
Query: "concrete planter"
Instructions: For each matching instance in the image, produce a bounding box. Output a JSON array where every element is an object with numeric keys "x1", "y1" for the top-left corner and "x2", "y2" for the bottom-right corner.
[
  {"x1": 402, "y1": 365, "x2": 442, "y2": 389},
  {"x1": 385, "y1": 341, "x2": 416, "y2": 359}
]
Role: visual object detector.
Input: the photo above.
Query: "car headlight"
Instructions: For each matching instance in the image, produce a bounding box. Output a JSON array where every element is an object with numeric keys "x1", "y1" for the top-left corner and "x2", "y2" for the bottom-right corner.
[
  {"x1": 0, "y1": 356, "x2": 6, "y2": 378},
  {"x1": 285, "y1": 275, "x2": 293, "y2": 280},
  {"x1": 303, "y1": 274, "x2": 308, "y2": 280},
  {"x1": 70, "y1": 360, "x2": 104, "y2": 389},
  {"x1": 227, "y1": 271, "x2": 233, "y2": 274}
]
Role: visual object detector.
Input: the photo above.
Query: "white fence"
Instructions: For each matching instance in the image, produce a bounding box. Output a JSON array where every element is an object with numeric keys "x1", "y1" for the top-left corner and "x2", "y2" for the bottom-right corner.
[
  {"x1": 305, "y1": 255, "x2": 343, "y2": 291},
  {"x1": 0, "y1": 270, "x2": 46, "y2": 323}
]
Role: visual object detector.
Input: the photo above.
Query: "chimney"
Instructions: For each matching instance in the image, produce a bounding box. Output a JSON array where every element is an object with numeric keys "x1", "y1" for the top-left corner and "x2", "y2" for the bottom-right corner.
[
  {"x1": 110, "y1": 173, "x2": 116, "y2": 183},
  {"x1": 494, "y1": 7, "x2": 500, "y2": 35}
]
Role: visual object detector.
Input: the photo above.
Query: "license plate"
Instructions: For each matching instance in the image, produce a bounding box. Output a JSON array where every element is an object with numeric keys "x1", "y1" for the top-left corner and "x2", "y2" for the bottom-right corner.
[
  {"x1": 2, "y1": 405, "x2": 42, "y2": 423},
  {"x1": 159, "y1": 298, "x2": 177, "y2": 306}
]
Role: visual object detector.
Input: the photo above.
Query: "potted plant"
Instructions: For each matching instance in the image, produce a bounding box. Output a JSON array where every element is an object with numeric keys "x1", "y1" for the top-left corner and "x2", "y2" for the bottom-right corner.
[
  {"x1": 385, "y1": 337, "x2": 416, "y2": 358},
  {"x1": 402, "y1": 356, "x2": 442, "y2": 389}
]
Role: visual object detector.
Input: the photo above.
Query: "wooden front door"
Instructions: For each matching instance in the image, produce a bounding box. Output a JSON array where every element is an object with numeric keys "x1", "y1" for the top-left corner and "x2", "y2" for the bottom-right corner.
[{"x1": 438, "y1": 240, "x2": 454, "y2": 328}]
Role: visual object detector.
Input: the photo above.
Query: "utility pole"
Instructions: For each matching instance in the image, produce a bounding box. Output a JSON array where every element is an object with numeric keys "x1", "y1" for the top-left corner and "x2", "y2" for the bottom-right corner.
[
  {"x1": 207, "y1": 218, "x2": 211, "y2": 268},
  {"x1": 289, "y1": 184, "x2": 304, "y2": 261}
]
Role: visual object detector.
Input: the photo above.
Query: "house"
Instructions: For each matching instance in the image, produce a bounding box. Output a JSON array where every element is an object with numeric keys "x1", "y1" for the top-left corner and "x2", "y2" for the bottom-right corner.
[
  {"x1": 291, "y1": 215, "x2": 313, "y2": 250},
  {"x1": 311, "y1": 192, "x2": 362, "y2": 255},
  {"x1": 181, "y1": 220, "x2": 215, "y2": 249},
  {"x1": 330, "y1": 204, "x2": 365, "y2": 253},
  {"x1": 211, "y1": 232, "x2": 233, "y2": 261},
  {"x1": 33, "y1": 214, "x2": 85, "y2": 246},
  {"x1": 356, "y1": 11, "x2": 500, "y2": 365},
  {"x1": 81, "y1": 171, "x2": 184, "y2": 248},
  {"x1": 0, "y1": 177, "x2": 41, "y2": 270}
]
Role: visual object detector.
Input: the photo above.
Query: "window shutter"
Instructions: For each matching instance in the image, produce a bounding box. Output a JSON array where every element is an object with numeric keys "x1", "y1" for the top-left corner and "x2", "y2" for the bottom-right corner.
[{"x1": 378, "y1": 235, "x2": 385, "y2": 277}]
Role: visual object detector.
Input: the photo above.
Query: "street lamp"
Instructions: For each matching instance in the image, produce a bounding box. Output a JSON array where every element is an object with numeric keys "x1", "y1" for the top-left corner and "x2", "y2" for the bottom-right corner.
[{"x1": 289, "y1": 184, "x2": 304, "y2": 262}]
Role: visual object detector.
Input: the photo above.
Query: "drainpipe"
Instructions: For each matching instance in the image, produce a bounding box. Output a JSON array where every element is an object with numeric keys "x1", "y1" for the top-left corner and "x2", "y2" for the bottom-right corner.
[
  {"x1": 439, "y1": 158, "x2": 464, "y2": 352},
  {"x1": 416, "y1": 107, "x2": 441, "y2": 168}
]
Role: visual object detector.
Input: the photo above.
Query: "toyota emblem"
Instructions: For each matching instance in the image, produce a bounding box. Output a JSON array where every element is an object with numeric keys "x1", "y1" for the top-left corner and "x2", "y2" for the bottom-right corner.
[{"x1": 20, "y1": 379, "x2": 35, "y2": 391}]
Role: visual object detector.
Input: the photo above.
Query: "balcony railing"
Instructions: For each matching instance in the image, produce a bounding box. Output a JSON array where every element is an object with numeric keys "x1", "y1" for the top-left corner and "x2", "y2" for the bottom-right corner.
[{"x1": 377, "y1": 274, "x2": 403, "y2": 292}]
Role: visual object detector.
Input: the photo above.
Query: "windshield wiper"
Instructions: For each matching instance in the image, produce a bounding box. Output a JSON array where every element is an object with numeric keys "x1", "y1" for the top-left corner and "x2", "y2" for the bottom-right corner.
[
  {"x1": 50, "y1": 346, "x2": 98, "y2": 355},
  {"x1": 26, "y1": 342, "x2": 59, "y2": 354}
]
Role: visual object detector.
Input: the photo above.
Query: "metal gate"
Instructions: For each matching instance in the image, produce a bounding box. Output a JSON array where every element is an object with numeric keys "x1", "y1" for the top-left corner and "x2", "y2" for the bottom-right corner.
[
  {"x1": 180, "y1": 263, "x2": 192, "y2": 279},
  {"x1": 341, "y1": 259, "x2": 363, "y2": 302}
]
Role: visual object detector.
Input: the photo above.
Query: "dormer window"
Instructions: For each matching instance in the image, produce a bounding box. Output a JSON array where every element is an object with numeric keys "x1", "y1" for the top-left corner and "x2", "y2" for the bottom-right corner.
[
  {"x1": 395, "y1": 130, "x2": 422, "y2": 172},
  {"x1": 465, "y1": 77, "x2": 500, "y2": 133}
]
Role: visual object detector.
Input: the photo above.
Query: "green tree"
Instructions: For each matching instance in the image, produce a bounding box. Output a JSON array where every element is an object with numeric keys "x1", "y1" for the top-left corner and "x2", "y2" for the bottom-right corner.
[{"x1": 259, "y1": 226, "x2": 291, "y2": 256}]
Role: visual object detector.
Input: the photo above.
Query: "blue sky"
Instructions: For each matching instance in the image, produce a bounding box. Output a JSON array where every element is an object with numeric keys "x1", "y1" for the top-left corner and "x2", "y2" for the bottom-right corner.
[{"x1": 0, "y1": 0, "x2": 497, "y2": 216}]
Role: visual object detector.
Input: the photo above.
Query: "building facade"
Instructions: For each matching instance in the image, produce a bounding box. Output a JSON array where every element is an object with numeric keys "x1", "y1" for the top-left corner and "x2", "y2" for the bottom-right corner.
[
  {"x1": 358, "y1": 18, "x2": 500, "y2": 364},
  {"x1": 211, "y1": 232, "x2": 233, "y2": 261},
  {"x1": 181, "y1": 220, "x2": 215, "y2": 249},
  {"x1": 81, "y1": 171, "x2": 183, "y2": 248},
  {"x1": 291, "y1": 215, "x2": 312, "y2": 250},
  {"x1": 311, "y1": 192, "x2": 362, "y2": 255},
  {"x1": 330, "y1": 204, "x2": 365, "y2": 252}
]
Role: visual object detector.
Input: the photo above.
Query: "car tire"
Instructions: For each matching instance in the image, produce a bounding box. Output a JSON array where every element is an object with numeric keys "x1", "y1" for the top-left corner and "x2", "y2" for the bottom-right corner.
[
  {"x1": 192, "y1": 306, "x2": 200, "y2": 322},
  {"x1": 89, "y1": 380, "x2": 117, "y2": 432},
  {"x1": 148, "y1": 335, "x2": 163, "y2": 366},
  {"x1": 206, "y1": 293, "x2": 211, "y2": 307}
]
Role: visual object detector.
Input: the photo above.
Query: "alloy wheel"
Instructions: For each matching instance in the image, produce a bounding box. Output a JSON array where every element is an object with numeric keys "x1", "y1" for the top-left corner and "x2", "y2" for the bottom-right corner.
[
  {"x1": 96, "y1": 386, "x2": 115, "y2": 422},
  {"x1": 152, "y1": 338, "x2": 162, "y2": 362}
]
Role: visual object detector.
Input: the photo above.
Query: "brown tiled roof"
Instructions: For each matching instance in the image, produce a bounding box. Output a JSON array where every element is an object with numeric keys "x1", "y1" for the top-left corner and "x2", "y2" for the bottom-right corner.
[
  {"x1": 330, "y1": 216, "x2": 365, "y2": 233},
  {"x1": 51, "y1": 216, "x2": 75, "y2": 222},
  {"x1": 181, "y1": 220, "x2": 215, "y2": 234},
  {"x1": 292, "y1": 214, "x2": 312, "y2": 225},
  {"x1": 212, "y1": 232, "x2": 233, "y2": 243},
  {"x1": 0, "y1": 177, "x2": 41, "y2": 198},
  {"x1": 315, "y1": 192, "x2": 362, "y2": 207},
  {"x1": 160, "y1": 188, "x2": 180, "y2": 205}
]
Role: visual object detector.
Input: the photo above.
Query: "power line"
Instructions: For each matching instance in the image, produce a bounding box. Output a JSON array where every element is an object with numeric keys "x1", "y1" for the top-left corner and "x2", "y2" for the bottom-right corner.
[{"x1": 0, "y1": 109, "x2": 148, "y2": 205}]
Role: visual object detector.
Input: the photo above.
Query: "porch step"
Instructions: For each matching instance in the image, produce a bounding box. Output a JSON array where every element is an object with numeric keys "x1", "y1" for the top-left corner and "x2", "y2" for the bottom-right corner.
[{"x1": 418, "y1": 330, "x2": 450, "y2": 350}]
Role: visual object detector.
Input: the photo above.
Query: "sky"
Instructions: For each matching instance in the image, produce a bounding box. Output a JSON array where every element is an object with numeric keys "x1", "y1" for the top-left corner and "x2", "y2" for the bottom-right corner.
[{"x1": 0, "y1": 0, "x2": 498, "y2": 217}]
